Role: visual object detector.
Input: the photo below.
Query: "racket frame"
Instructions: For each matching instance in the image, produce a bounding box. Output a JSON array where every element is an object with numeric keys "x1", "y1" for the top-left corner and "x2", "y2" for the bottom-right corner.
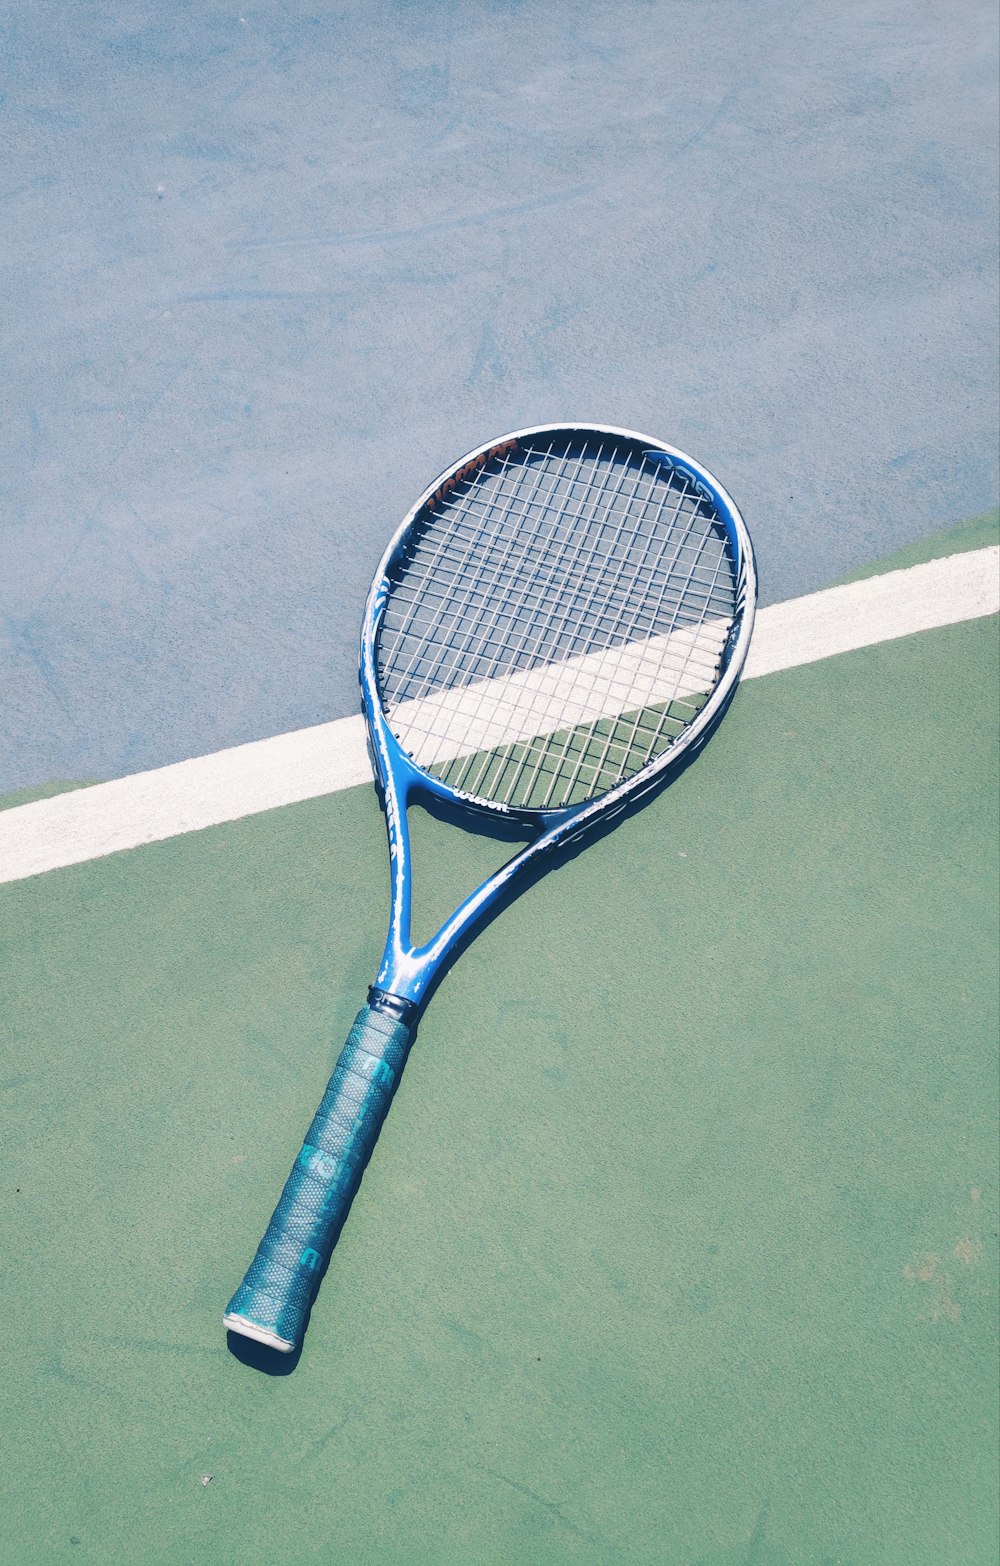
[{"x1": 361, "y1": 423, "x2": 756, "y2": 1011}]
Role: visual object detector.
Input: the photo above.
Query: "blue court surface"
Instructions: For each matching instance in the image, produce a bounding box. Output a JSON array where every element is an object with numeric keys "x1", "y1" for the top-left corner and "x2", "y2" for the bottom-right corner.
[{"x1": 2, "y1": 0, "x2": 998, "y2": 791}]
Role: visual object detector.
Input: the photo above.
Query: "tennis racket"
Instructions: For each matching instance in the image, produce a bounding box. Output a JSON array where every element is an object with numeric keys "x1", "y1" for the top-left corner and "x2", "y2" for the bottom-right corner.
[{"x1": 224, "y1": 423, "x2": 756, "y2": 1353}]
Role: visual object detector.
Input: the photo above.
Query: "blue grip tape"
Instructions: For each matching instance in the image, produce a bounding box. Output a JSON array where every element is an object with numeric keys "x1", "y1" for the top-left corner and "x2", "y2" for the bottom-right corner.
[{"x1": 224, "y1": 1003, "x2": 413, "y2": 1352}]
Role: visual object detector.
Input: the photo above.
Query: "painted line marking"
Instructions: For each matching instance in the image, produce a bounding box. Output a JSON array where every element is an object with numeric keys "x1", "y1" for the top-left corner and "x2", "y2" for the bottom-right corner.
[
  {"x1": 391, "y1": 618, "x2": 731, "y2": 769},
  {"x1": 742, "y1": 548, "x2": 999, "y2": 679},
  {"x1": 1, "y1": 546, "x2": 997, "y2": 886}
]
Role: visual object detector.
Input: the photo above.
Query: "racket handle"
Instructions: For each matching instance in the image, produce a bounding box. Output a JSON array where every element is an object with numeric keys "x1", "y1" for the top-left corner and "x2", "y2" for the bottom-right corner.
[{"x1": 223, "y1": 1002, "x2": 414, "y2": 1353}]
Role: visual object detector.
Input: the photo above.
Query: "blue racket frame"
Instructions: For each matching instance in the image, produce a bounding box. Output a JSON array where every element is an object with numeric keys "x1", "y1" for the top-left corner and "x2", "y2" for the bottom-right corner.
[
  {"x1": 362, "y1": 422, "x2": 757, "y2": 1011},
  {"x1": 224, "y1": 422, "x2": 756, "y2": 1354}
]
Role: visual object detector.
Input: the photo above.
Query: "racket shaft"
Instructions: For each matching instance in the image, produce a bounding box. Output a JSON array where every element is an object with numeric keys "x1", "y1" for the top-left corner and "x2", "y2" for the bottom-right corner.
[{"x1": 224, "y1": 1003, "x2": 413, "y2": 1352}]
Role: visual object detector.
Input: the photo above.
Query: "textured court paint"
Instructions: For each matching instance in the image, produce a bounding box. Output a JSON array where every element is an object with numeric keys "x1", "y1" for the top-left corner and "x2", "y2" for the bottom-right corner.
[
  {"x1": 2, "y1": 1, "x2": 997, "y2": 793},
  {"x1": 0, "y1": 619, "x2": 996, "y2": 1565},
  {"x1": 0, "y1": 780, "x2": 96, "y2": 814}
]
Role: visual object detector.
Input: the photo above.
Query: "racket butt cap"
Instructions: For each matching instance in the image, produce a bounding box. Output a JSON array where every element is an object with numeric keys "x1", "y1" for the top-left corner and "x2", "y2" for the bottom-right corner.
[{"x1": 223, "y1": 1312, "x2": 296, "y2": 1353}]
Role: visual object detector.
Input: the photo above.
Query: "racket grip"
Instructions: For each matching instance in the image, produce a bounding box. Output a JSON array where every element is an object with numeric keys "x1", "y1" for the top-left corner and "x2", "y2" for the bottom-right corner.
[{"x1": 223, "y1": 1002, "x2": 414, "y2": 1353}]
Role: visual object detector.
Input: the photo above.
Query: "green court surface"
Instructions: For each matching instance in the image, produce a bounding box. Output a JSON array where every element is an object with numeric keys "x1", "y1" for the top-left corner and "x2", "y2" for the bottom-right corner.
[{"x1": 1, "y1": 535, "x2": 998, "y2": 1564}]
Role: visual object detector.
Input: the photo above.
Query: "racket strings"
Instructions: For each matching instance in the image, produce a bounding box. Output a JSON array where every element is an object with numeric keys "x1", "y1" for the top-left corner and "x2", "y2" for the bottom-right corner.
[
  {"x1": 434, "y1": 440, "x2": 639, "y2": 708},
  {"x1": 520, "y1": 499, "x2": 735, "y2": 810},
  {"x1": 384, "y1": 439, "x2": 563, "y2": 697},
  {"x1": 396, "y1": 448, "x2": 607, "y2": 697},
  {"x1": 386, "y1": 448, "x2": 730, "y2": 801},
  {"x1": 455, "y1": 458, "x2": 707, "y2": 806},
  {"x1": 385, "y1": 443, "x2": 726, "y2": 696},
  {"x1": 431, "y1": 440, "x2": 588, "y2": 692},
  {"x1": 376, "y1": 434, "x2": 738, "y2": 811},
  {"x1": 563, "y1": 534, "x2": 734, "y2": 809}
]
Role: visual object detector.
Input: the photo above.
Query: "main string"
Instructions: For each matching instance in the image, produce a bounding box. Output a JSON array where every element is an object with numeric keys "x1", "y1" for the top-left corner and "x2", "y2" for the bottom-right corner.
[{"x1": 378, "y1": 435, "x2": 738, "y2": 811}]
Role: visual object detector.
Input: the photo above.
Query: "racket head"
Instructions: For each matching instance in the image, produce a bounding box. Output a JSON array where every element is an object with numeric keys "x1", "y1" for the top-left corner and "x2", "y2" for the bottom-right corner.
[{"x1": 361, "y1": 424, "x2": 756, "y2": 828}]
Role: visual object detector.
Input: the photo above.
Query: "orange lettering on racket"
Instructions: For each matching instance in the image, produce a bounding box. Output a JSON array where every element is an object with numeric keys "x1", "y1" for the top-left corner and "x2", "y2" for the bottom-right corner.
[{"x1": 426, "y1": 440, "x2": 517, "y2": 509}]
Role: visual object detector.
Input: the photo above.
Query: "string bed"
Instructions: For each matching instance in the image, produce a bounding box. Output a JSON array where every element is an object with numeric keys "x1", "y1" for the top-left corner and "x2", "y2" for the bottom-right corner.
[{"x1": 377, "y1": 433, "x2": 738, "y2": 812}]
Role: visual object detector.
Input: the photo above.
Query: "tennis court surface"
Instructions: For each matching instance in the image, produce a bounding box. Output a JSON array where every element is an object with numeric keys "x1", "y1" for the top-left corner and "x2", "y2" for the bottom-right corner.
[{"x1": 1, "y1": 517, "x2": 998, "y2": 1565}]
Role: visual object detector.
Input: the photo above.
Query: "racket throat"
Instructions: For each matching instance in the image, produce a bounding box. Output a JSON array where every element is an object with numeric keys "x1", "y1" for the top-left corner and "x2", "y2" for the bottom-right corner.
[{"x1": 367, "y1": 986, "x2": 420, "y2": 1026}]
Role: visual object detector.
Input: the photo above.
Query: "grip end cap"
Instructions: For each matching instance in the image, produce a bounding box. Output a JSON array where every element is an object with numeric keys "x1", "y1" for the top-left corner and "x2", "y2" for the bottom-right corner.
[{"x1": 223, "y1": 1312, "x2": 296, "y2": 1353}]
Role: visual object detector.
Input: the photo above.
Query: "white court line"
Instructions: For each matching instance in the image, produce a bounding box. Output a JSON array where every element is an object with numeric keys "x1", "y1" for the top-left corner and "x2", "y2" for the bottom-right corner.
[
  {"x1": 1, "y1": 546, "x2": 997, "y2": 887},
  {"x1": 392, "y1": 618, "x2": 730, "y2": 770}
]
